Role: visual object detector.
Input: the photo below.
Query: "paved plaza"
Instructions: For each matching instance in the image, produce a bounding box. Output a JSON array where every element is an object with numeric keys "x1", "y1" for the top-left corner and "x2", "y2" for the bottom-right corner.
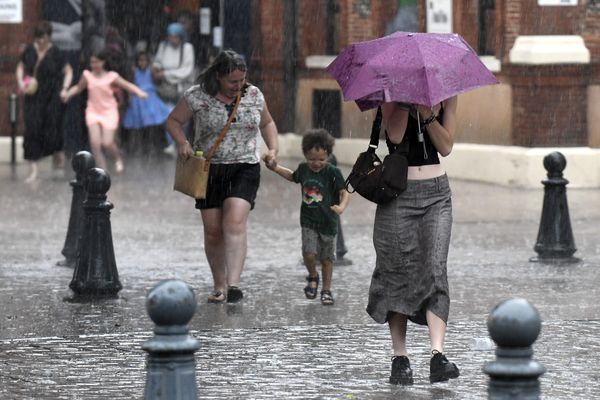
[{"x1": 1, "y1": 156, "x2": 600, "y2": 399}]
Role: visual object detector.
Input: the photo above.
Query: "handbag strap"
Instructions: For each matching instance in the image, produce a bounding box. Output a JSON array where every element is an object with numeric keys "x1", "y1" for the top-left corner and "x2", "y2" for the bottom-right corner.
[
  {"x1": 205, "y1": 94, "x2": 241, "y2": 162},
  {"x1": 368, "y1": 106, "x2": 409, "y2": 155}
]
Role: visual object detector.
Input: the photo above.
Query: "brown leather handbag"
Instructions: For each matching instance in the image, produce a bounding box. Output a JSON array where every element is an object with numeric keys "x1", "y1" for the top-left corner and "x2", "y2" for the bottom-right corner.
[{"x1": 173, "y1": 94, "x2": 240, "y2": 199}]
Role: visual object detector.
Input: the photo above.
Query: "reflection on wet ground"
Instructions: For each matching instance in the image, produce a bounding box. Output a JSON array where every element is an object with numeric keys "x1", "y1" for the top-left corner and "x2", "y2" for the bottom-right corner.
[{"x1": 1, "y1": 156, "x2": 600, "y2": 399}]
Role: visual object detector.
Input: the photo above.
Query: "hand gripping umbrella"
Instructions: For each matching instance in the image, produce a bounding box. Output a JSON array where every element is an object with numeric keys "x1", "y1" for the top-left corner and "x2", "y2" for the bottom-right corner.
[{"x1": 326, "y1": 31, "x2": 498, "y2": 111}]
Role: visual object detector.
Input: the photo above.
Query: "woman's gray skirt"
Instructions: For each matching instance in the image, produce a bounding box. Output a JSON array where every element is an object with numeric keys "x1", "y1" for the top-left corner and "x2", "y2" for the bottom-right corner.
[{"x1": 366, "y1": 174, "x2": 452, "y2": 326}]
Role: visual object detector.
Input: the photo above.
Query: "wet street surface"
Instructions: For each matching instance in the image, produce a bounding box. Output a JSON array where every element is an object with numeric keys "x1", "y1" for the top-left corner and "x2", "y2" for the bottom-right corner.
[{"x1": 1, "y1": 156, "x2": 600, "y2": 399}]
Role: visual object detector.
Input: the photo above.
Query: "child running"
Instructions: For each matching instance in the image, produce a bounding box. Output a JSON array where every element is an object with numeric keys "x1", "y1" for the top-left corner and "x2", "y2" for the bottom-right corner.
[
  {"x1": 122, "y1": 51, "x2": 171, "y2": 157},
  {"x1": 263, "y1": 129, "x2": 349, "y2": 305},
  {"x1": 62, "y1": 49, "x2": 148, "y2": 173}
]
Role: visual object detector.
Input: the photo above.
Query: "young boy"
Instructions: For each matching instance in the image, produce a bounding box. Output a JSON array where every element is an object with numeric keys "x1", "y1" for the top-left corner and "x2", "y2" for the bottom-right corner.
[{"x1": 263, "y1": 129, "x2": 349, "y2": 305}]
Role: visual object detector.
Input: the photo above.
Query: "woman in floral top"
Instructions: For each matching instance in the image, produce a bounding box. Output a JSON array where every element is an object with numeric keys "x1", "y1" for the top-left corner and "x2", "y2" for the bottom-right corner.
[{"x1": 167, "y1": 49, "x2": 279, "y2": 304}]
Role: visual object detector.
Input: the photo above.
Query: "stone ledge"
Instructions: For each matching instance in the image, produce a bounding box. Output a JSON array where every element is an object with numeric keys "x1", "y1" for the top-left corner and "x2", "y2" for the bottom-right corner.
[
  {"x1": 509, "y1": 35, "x2": 591, "y2": 65},
  {"x1": 5, "y1": 135, "x2": 598, "y2": 188},
  {"x1": 273, "y1": 134, "x2": 600, "y2": 189}
]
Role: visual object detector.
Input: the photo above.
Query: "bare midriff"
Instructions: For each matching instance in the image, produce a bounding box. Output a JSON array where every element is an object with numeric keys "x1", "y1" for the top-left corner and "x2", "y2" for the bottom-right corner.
[{"x1": 407, "y1": 164, "x2": 445, "y2": 180}]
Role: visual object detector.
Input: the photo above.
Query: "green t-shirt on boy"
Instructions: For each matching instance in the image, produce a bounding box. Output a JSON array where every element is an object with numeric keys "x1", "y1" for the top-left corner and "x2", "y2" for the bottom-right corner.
[{"x1": 292, "y1": 162, "x2": 345, "y2": 236}]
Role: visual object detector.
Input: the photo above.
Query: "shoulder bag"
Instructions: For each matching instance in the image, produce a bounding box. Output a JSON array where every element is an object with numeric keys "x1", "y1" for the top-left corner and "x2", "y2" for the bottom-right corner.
[
  {"x1": 345, "y1": 107, "x2": 409, "y2": 204},
  {"x1": 173, "y1": 94, "x2": 240, "y2": 199}
]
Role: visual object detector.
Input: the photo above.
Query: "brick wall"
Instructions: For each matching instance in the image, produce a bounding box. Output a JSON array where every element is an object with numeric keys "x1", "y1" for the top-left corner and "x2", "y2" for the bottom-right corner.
[
  {"x1": 507, "y1": 65, "x2": 590, "y2": 146},
  {"x1": 297, "y1": 0, "x2": 328, "y2": 61}
]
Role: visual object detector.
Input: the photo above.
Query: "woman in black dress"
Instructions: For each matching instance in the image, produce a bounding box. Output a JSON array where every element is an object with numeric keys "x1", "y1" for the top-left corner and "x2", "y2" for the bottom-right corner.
[{"x1": 15, "y1": 21, "x2": 73, "y2": 182}]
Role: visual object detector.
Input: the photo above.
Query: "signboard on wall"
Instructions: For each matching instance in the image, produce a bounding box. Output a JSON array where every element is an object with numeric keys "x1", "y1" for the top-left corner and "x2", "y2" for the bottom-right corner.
[
  {"x1": 0, "y1": 0, "x2": 22, "y2": 23},
  {"x1": 538, "y1": 0, "x2": 577, "y2": 5},
  {"x1": 427, "y1": 0, "x2": 453, "y2": 33}
]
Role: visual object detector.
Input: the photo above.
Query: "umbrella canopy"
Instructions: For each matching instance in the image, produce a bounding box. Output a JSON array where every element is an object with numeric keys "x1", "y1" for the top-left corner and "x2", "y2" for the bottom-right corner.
[{"x1": 326, "y1": 31, "x2": 499, "y2": 111}]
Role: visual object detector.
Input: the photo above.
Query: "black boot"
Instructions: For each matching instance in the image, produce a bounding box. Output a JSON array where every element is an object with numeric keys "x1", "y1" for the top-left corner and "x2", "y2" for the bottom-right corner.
[
  {"x1": 389, "y1": 356, "x2": 414, "y2": 385},
  {"x1": 429, "y1": 350, "x2": 460, "y2": 383}
]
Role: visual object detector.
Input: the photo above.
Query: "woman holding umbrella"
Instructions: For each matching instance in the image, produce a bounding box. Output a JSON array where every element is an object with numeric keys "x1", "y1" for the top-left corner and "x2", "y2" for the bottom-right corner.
[
  {"x1": 327, "y1": 32, "x2": 498, "y2": 385},
  {"x1": 368, "y1": 97, "x2": 460, "y2": 385}
]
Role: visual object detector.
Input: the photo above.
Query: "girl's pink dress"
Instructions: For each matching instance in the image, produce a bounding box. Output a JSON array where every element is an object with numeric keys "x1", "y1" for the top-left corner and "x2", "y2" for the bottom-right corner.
[{"x1": 83, "y1": 70, "x2": 120, "y2": 130}]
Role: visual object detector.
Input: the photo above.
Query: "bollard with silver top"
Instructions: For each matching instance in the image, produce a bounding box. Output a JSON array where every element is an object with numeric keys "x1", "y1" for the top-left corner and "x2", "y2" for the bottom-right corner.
[
  {"x1": 143, "y1": 279, "x2": 200, "y2": 400},
  {"x1": 483, "y1": 298, "x2": 546, "y2": 400},
  {"x1": 57, "y1": 151, "x2": 95, "y2": 267},
  {"x1": 530, "y1": 151, "x2": 580, "y2": 264},
  {"x1": 68, "y1": 167, "x2": 122, "y2": 299}
]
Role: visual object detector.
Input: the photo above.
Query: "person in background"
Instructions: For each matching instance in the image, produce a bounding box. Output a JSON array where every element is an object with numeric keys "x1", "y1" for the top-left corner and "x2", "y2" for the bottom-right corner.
[
  {"x1": 327, "y1": 152, "x2": 351, "y2": 265},
  {"x1": 61, "y1": 50, "x2": 148, "y2": 173},
  {"x1": 166, "y1": 49, "x2": 278, "y2": 304},
  {"x1": 174, "y1": 9, "x2": 202, "y2": 68},
  {"x1": 263, "y1": 129, "x2": 349, "y2": 306},
  {"x1": 122, "y1": 51, "x2": 171, "y2": 157},
  {"x1": 152, "y1": 22, "x2": 195, "y2": 155},
  {"x1": 367, "y1": 97, "x2": 460, "y2": 385},
  {"x1": 15, "y1": 21, "x2": 73, "y2": 183}
]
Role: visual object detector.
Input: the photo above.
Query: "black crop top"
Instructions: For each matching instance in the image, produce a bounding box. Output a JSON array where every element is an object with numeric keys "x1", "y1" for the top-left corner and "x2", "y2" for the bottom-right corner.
[{"x1": 386, "y1": 106, "x2": 444, "y2": 166}]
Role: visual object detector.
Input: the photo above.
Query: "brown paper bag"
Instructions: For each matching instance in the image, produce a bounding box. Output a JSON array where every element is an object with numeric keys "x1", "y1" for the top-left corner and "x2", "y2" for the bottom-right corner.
[{"x1": 173, "y1": 155, "x2": 209, "y2": 199}]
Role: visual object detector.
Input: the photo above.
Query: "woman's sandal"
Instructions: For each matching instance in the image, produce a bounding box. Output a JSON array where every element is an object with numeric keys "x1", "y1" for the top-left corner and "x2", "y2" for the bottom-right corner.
[
  {"x1": 321, "y1": 290, "x2": 334, "y2": 306},
  {"x1": 207, "y1": 290, "x2": 226, "y2": 303},
  {"x1": 304, "y1": 274, "x2": 319, "y2": 299}
]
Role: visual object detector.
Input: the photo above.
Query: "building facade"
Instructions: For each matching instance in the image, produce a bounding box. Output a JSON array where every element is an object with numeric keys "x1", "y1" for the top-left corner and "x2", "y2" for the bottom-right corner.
[{"x1": 2, "y1": 1, "x2": 600, "y2": 152}]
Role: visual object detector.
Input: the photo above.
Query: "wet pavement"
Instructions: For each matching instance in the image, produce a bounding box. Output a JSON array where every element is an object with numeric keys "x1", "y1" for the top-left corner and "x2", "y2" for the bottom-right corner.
[{"x1": 1, "y1": 155, "x2": 600, "y2": 399}]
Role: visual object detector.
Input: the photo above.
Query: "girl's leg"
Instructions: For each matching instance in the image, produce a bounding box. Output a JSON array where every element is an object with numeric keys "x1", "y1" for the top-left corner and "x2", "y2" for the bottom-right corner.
[
  {"x1": 426, "y1": 309, "x2": 447, "y2": 354},
  {"x1": 426, "y1": 309, "x2": 459, "y2": 382},
  {"x1": 221, "y1": 197, "x2": 251, "y2": 287},
  {"x1": 87, "y1": 123, "x2": 106, "y2": 170},
  {"x1": 201, "y1": 208, "x2": 228, "y2": 293},
  {"x1": 101, "y1": 127, "x2": 124, "y2": 173},
  {"x1": 389, "y1": 312, "x2": 409, "y2": 357},
  {"x1": 25, "y1": 160, "x2": 39, "y2": 183}
]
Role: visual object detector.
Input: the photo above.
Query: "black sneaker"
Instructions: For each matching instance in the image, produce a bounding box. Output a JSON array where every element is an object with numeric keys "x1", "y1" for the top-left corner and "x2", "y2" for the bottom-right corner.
[
  {"x1": 429, "y1": 351, "x2": 460, "y2": 383},
  {"x1": 227, "y1": 286, "x2": 243, "y2": 303},
  {"x1": 389, "y1": 356, "x2": 414, "y2": 385}
]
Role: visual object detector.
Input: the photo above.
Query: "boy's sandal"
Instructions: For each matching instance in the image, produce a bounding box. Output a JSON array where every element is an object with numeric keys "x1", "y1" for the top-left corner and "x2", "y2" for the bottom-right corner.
[
  {"x1": 227, "y1": 286, "x2": 244, "y2": 303},
  {"x1": 321, "y1": 290, "x2": 334, "y2": 306},
  {"x1": 304, "y1": 274, "x2": 319, "y2": 299},
  {"x1": 207, "y1": 290, "x2": 226, "y2": 303}
]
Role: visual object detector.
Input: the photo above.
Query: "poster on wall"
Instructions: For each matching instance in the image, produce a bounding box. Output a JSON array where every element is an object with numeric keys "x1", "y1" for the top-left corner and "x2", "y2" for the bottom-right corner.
[
  {"x1": 538, "y1": 0, "x2": 577, "y2": 5},
  {"x1": 0, "y1": 0, "x2": 22, "y2": 23},
  {"x1": 427, "y1": 0, "x2": 453, "y2": 33}
]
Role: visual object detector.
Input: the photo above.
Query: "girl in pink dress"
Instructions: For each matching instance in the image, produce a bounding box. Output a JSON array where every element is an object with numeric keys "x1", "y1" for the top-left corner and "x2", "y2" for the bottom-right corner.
[{"x1": 62, "y1": 50, "x2": 148, "y2": 173}]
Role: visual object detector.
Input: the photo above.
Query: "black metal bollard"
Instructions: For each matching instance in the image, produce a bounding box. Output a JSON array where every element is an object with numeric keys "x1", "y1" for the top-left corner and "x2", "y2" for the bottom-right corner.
[
  {"x1": 9, "y1": 93, "x2": 18, "y2": 178},
  {"x1": 483, "y1": 298, "x2": 546, "y2": 399},
  {"x1": 68, "y1": 167, "x2": 122, "y2": 299},
  {"x1": 56, "y1": 151, "x2": 95, "y2": 267},
  {"x1": 142, "y1": 280, "x2": 200, "y2": 400},
  {"x1": 530, "y1": 152, "x2": 580, "y2": 264}
]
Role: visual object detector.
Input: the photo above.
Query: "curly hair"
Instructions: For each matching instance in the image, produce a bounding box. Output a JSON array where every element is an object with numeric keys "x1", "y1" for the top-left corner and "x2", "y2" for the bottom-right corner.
[{"x1": 301, "y1": 128, "x2": 335, "y2": 155}]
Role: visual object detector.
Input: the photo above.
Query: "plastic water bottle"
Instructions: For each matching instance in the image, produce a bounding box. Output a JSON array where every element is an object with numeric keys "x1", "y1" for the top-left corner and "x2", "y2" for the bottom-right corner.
[{"x1": 195, "y1": 150, "x2": 204, "y2": 158}]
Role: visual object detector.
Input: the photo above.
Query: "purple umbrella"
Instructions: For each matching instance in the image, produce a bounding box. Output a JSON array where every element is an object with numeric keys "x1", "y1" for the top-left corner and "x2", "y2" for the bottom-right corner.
[{"x1": 327, "y1": 31, "x2": 499, "y2": 111}]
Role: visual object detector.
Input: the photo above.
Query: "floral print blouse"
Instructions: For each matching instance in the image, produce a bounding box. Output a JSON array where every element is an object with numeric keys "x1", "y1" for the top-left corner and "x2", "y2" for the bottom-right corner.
[{"x1": 183, "y1": 84, "x2": 265, "y2": 164}]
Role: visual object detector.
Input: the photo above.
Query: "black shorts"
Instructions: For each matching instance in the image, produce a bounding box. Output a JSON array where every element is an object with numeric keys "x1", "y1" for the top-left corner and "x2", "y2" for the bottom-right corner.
[{"x1": 195, "y1": 163, "x2": 261, "y2": 210}]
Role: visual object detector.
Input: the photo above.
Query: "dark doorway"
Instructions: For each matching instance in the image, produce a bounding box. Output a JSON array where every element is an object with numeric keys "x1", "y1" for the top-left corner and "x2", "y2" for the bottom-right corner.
[
  {"x1": 312, "y1": 90, "x2": 341, "y2": 138},
  {"x1": 224, "y1": 0, "x2": 252, "y2": 61},
  {"x1": 478, "y1": 0, "x2": 496, "y2": 56}
]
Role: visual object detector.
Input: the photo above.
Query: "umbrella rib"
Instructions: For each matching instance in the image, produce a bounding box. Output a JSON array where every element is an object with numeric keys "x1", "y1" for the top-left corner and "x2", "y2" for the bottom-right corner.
[{"x1": 415, "y1": 41, "x2": 433, "y2": 106}]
